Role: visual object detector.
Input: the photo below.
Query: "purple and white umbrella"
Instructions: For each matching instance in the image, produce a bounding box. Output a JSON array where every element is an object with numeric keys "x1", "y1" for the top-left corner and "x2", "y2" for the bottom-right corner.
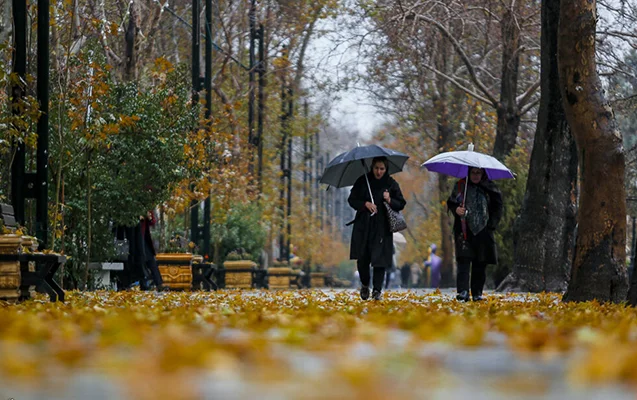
[{"x1": 421, "y1": 144, "x2": 515, "y2": 180}]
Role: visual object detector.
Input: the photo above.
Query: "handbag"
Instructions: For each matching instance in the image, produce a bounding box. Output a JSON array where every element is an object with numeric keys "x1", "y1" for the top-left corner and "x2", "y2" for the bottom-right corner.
[
  {"x1": 364, "y1": 172, "x2": 407, "y2": 233},
  {"x1": 384, "y1": 202, "x2": 407, "y2": 233}
]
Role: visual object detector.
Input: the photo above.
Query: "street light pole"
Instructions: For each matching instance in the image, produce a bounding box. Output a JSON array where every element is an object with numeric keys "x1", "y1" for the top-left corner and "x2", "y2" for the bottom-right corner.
[
  {"x1": 10, "y1": 0, "x2": 26, "y2": 225},
  {"x1": 257, "y1": 24, "x2": 266, "y2": 193},
  {"x1": 286, "y1": 86, "x2": 293, "y2": 266},
  {"x1": 248, "y1": 0, "x2": 256, "y2": 147},
  {"x1": 279, "y1": 80, "x2": 288, "y2": 263},
  {"x1": 201, "y1": 0, "x2": 214, "y2": 259},
  {"x1": 189, "y1": 0, "x2": 201, "y2": 244},
  {"x1": 36, "y1": 0, "x2": 50, "y2": 248}
]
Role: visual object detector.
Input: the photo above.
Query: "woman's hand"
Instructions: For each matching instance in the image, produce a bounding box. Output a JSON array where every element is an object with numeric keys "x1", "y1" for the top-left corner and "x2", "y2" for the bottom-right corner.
[
  {"x1": 365, "y1": 201, "x2": 377, "y2": 214},
  {"x1": 456, "y1": 206, "x2": 466, "y2": 216},
  {"x1": 383, "y1": 190, "x2": 391, "y2": 203}
]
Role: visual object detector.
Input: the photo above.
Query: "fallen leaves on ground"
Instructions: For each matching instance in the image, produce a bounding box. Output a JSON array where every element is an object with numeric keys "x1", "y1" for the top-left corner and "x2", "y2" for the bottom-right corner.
[{"x1": 0, "y1": 290, "x2": 636, "y2": 399}]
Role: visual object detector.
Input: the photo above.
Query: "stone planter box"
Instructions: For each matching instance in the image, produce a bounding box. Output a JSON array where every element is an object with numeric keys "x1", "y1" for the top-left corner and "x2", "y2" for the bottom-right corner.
[
  {"x1": 0, "y1": 235, "x2": 23, "y2": 302},
  {"x1": 156, "y1": 253, "x2": 194, "y2": 290},
  {"x1": 223, "y1": 260, "x2": 256, "y2": 289},
  {"x1": 311, "y1": 272, "x2": 326, "y2": 288},
  {"x1": 268, "y1": 266, "x2": 292, "y2": 289}
]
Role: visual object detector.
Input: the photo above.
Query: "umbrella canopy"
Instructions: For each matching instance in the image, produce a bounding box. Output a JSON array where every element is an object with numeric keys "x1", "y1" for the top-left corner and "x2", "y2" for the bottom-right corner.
[
  {"x1": 421, "y1": 144, "x2": 514, "y2": 180},
  {"x1": 320, "y1": 144, "x2": 409, "y2": 188}
]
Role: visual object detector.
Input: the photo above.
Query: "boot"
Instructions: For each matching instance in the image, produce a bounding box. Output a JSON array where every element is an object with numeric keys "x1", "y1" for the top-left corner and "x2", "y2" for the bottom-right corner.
[
  {"x1": 456, "y1": 290, "x2": 470, "y2": 302},
  {"x1": 360, "y1": 286, "x2": 370, "y2": 300}
]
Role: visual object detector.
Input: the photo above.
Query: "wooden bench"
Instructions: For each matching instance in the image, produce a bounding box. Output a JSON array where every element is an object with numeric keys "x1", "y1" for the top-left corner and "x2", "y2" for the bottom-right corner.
[{"x1": 0, "y1": 203, "x2": 66, "y2": 302}]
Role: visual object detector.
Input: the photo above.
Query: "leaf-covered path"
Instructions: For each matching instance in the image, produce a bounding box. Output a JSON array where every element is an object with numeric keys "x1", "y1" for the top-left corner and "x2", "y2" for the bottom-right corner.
[{"x1": 1, "y1": 290, "x2": 636, "y2": 399}]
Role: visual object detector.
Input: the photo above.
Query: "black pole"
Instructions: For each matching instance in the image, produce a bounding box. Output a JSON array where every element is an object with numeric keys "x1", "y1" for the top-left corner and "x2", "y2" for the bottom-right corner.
[
  {"x1": 202, "y1": 0, "x2": 213, "y2": 259},
  {"x1": 36, "y1": 0, "x2": 50, "y2": 248},
  {"x1": 315, "y1": 132, "x2": 321, "y2": 231},
  {"x1": 319, "y1": 155, "x2": 324, "y2": 231},
  {"x1": 325, "y1": 152, "x2": 330, "y2": 230},
  {"x1": 303, "y1": 101, "x2": 308, "y2": 201},
  {"x1": 279, "y1": 81, "x2": 287, "y2": 262},
  {"x1": 10, "y1": 0, "x2": 26, "y2": 225},
  {"x1": 286, "y1": 87, "x2": 293, "y2": 266},
  {"x1": 248, "y1": 0, "x2": 256, "y2": 147},
  {"x1": 257, "y1": 24, "x2": 266, "y2": 193},
  {"x1": 308, "y1": 123, "x2": 314, "y2": 218},
  {"x1": 190, "y1": 0, "x2": 201, "y2": 244},
  {"x1": 631, "y1": 216, "x2": 636, "y2": 278}
]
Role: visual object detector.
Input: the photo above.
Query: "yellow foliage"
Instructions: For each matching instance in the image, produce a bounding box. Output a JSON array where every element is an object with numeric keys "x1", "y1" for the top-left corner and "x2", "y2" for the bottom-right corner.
[{"x1": 0, "y1": 291, "x2": 636, "y2": 396}]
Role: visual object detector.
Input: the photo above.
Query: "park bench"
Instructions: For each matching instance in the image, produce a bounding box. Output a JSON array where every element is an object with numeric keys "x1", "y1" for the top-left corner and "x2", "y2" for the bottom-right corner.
[
  {"x1": 192, "y1": 261, "x2": 218, "y2": 290},
  {"x1": 0, "y1": 203, "x2": 66, "y2": 302}
]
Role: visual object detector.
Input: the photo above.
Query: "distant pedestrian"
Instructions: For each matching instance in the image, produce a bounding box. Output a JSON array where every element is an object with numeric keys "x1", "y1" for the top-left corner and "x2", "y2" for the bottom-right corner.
[
  {"x1": 424, "y1": 244, "x2": 442, "y2": 289},
  {"x1": 348, "y1": 157, "x2": 406, "y2": 301},
  {"x1": 400, "y1": 262, "x2": 411, "y2": 288}
]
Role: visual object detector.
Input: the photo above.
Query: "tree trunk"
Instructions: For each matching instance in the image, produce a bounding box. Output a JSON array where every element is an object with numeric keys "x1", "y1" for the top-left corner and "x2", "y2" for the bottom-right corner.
[
  {"x1": 434, "y1": 69, "x2": 455, "y2": 287},
  {"x1": 438, "y1": 174, "x2": 454, "y2": 286},
  {"x1": 498, "y1": 0, "x2": 578, "y2": 293},
  {"x1": 124, "y1": 0, "x2": 139, "y2": 81},
  {"x1": 559, "y1": 0, "x2": 628, "y2": 303},
  {"x1": 492, "y1": 4, "x2": 521, "y2": 160}
]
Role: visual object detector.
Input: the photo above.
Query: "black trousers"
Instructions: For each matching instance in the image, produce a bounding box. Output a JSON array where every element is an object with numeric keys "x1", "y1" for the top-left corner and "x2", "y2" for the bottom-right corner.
[
  {"x1": 457, "y1": 261, "x2": 487, "y2": 295},
  {"x1": 357, "y1": 255, "x2": 386, "y2": 291},
  {"x1": 141, "y1": 240, "x2": 164, "y2": 290}
]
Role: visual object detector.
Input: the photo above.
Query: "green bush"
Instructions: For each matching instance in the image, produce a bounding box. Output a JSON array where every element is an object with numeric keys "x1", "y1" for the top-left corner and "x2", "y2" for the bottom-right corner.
[
  {"x1": 212, "y1": 202, "x2": 266, "y2": 265},
  {"x1": 50, "y1": 54, "x2": 195, "y2": 288}
]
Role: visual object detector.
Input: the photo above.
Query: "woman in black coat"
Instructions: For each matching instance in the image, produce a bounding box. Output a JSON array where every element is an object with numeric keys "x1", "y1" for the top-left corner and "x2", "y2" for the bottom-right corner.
[
  {"x1": 447, "y1": 167, "x2": 503, "y2": 301},
  {"x1": 348, "y1": 157, "x2": 406, "y2": 300}
]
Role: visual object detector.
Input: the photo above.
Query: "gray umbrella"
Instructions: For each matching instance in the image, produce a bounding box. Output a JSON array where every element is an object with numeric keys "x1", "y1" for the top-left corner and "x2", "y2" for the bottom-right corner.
[{"x1": 319, "y1": 144, "x2": 409, "y2": 188}]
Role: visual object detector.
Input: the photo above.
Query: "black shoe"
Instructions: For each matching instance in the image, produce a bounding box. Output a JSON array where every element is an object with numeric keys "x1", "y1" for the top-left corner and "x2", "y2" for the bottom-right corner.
[
  {"x1": 472, "y1": 294, "x2": 484, "y2": 301},
  {"x1": 372, "y1": 289, "x2": 382, "y2": 301},
  {"x1": 360, "y1": 286, "x2": 370, "y2": 300},
  {"x1": 456, "y1": 290, "x2": 470, "y2": 302},
  {"x1": 158, "y1": 286, "x2": 170, "y2": 292}
]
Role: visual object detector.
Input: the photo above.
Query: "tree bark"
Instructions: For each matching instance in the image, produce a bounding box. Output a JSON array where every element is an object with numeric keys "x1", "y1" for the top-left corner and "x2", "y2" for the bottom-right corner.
[
  {"x1": 124, "y1": 0, "x2": 139, "y2": 81},
  {"x1": 433, "y1": 60, "x2": 455, "y2": 287},
  {"x1": 498, "y1": 0, "x2": 578, "y2": 294},
  {"x1": 493, "y1": 4, "x2": 522, "y2": 160},
  {"x1": 559, "y1": 0, "x2": 628, "y2": 303}
]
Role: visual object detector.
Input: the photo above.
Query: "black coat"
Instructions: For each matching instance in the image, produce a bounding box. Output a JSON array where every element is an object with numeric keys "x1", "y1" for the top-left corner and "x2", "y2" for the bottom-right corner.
[
  {"x1": 348, "y1": 172, "x2": 406, "y2": 268},
  {"x1": 447, "y1": 178, "x2": 503, "y2": 264}
]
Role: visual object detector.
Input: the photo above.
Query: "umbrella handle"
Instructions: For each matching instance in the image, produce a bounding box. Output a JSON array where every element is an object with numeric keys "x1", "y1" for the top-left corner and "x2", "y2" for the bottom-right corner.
[
  {"x1": 363, "y1": 161, "x2": 375, "y2": 206},
  {"x1": 363, "y1": 166, "x2": 377, "y2": 216},
  {"x1": 462, "y1": 172, "x2": 469, "y2": 207}
]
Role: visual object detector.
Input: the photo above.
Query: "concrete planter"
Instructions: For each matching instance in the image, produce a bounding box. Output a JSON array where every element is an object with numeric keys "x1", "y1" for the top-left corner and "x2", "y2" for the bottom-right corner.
[
  {"x1": 156, "y1": 253, "x2": 194, "y2": 290},
  {"x1": 223, "y1": 260, "x2": 256, "y2": 289},
  {"x1": 268, "y1": 266, "x2": 293, "y2": 289},
  {"x1": 0, "y1": 234, "x2": 22, "y2": 302},
  {"x1": 311, "y1": 272, "x2": 326, "y2": 288}
]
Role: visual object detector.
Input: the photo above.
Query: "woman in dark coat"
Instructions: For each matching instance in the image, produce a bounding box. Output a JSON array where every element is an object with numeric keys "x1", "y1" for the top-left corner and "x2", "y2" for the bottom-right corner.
[
  {"x1": 447, "y1": 167, "x2": 503, "y2": 301},
  {"x1": 348, "y1": 157, "x2": 406, "y2": 300}
]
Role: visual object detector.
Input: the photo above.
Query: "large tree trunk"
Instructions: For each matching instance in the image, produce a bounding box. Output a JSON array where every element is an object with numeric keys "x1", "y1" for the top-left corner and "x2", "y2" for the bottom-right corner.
[
  {"x1": 124, "y1": 0, "x2": 139, "y2": 81},
  {"x1": 438, "y1": 174, "x2": 454, "y2": 286},
  {"x1": 559, "y1": 0, "x2": 628, "y2": 303},
  {"x1": 498, "y1": 0, "x2": 578, "y2": 293},
  {"x1": 434, "y1": 73, "x2": 455, "y2": 287},
  {"x1": 492, "y1": 4, "x2": 521, "y2": 160}
]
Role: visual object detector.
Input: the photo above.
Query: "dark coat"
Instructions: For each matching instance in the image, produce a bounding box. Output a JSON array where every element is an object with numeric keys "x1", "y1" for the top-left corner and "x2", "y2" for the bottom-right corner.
[
  {"x1": 447, "y1": 178, "x2": 503, "y2": 265},
  {"x1": 348, "y1": 172, "x2": 406, "y2": 268}
]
